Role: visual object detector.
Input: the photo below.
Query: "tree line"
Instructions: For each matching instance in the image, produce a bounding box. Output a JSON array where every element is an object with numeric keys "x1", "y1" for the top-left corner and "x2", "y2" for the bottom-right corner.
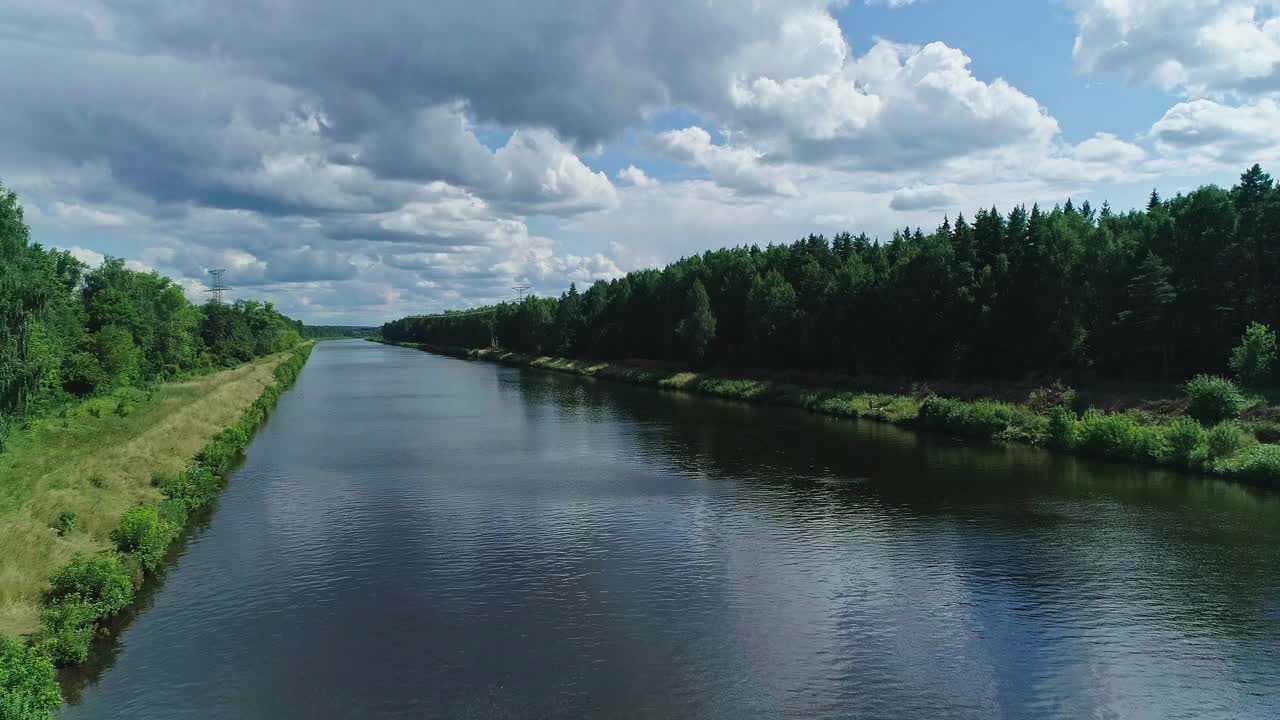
[
  {"x1": 383, "y1": 165, "x2": 1280, "y2": 385},
  {"x1": 1, "y1": 182, "x2": 305, "y2": 427}
]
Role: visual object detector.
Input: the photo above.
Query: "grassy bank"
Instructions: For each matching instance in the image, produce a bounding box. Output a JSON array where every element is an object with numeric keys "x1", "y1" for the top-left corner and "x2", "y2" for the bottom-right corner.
[
  {"x1": 394, "y1": 342, "x2": 1280, "y2": 488},
  {"x1": 0, "y1": 343, "x2": 313, "y2": 719}
]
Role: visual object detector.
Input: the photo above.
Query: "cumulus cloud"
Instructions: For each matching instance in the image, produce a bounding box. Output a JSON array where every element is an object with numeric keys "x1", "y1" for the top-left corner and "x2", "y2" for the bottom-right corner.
[
  {"x1": 1149, "y1": 97, "x2": 1280, "y2": 166},
  {"x1": 724, "y1": 34, "x2": 1059, "y2": 170},
  {"x1": 617, "y1": 165, "x2": 657, "y2": 187},
  {"x1": 1070, "y1": 0, "x2": 1280, "y2": 96},
  {"x1": 654, "y1": 127, "x2": 800, "y2": 197},
  {"x1": 0, "y1": 0, "x2": 1236, "y2": 323}
]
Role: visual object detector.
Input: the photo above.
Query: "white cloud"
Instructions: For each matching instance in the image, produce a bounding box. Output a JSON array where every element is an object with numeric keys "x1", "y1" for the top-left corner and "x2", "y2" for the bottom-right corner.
[
  {"x1": 617, "y1": 165, "x2": 657, "y2": 187},
  {"x1": 1148, "y1": 97, "x2": 1280, "y2": 166},
  {"x1": 654, "y1": 126, "x2": 800, "y2": 196},
  {"x1": 723, "y1": 37, "x2": 1059, "y2": 171},
  {"x1": 1070, "y1": 0, "x2": 1280, "y2": 96}
]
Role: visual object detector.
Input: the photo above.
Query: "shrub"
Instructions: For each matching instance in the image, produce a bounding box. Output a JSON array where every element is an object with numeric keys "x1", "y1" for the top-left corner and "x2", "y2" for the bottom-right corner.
[
  {"x1": 1229, "y1": 322, "x2": 1277, "y2": 386},
  {"x1": 1164, "y1": 417, "x2": 1207, "y2": 468},
  {"x1": 60, "y1": 351, "x2": 105, "y2": 397},
  {"x1": 1133, "y1": 426, "x2": 1170, "y2": 464},
  {"x1": 110, "y1": 505, "x2": 173, "y2": 572},
  {"x1": 156, "y1": 498, "x2": 188, "y2": 529},
  {"x1": 1047, "y1": 407, "x2": 1078, "y2": 449},
  {"x1": 1077, "y1": 409, "x2": 1143, "y2": 459},
  {"x1": 998, "y1": 406, "x2": 1049, "y2": 445},
  {"x1": 158, "y1": 464, "x2": 219, "y2": 511},
  {"x1": 1184, "y1": 374, "x2": 1248, "y2": 425},
  {"x1": 34, "y1": 598, "x2": 97, "y2": 666},
  {"x1": 1214, "y1": 444, "x2": 1280, "y2": 484},
  {"x1": 0, "y1": 636, "x2": 62, "y2": 719},
  {"x1": 54, "y1": 511, "x2": 79, "y2": 536},
  {"x1": 917, "y1": 396, "x2": 1011, "y2": 438},
  {"x1": 46, "y1": 554, "x2": 134, "y2": 618},
  {"x1": 1206, "y1": 421, "x2": 1253, "y2": 459}
]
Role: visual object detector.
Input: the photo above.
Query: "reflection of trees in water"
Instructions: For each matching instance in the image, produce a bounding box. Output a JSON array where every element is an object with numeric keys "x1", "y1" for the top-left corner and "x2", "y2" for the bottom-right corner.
[{"x1": 509, "y1": 363, "x2": 1280, "y2": 642}]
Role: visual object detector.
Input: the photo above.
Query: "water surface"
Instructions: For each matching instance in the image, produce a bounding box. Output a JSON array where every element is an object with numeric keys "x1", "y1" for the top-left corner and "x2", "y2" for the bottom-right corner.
[{"x1": 62, "y1": 340, "x2": 1280, "y2": 718}]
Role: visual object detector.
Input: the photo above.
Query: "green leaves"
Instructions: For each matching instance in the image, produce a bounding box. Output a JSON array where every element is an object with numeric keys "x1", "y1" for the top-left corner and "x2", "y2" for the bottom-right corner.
[
  {"x1": 0, "y1": 636, "x2": 61, "y2": 720},
  {"x1": 1229, "y1": 322, "x2": 1277, "y2": 387}
]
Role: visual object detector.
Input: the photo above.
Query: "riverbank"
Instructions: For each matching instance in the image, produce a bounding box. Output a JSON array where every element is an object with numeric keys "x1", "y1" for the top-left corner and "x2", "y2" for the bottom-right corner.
[
  {"x1": 390, "y1": 341, "x2": 1280, "y2": 487},
  {"x1": 0, "y1": 344, "x2": 314, "y2": 639}
]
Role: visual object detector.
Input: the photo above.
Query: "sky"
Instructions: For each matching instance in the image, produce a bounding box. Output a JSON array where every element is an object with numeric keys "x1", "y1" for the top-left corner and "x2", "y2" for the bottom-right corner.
[{"x1": 2, "y1": 0, "x2": 1278, "y2": 325}]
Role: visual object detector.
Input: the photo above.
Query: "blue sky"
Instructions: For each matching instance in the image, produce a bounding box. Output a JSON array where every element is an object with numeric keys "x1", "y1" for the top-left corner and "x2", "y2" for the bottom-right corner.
[{"x1": 2, "y1": 0, "x2": 1278, "y2": 323}]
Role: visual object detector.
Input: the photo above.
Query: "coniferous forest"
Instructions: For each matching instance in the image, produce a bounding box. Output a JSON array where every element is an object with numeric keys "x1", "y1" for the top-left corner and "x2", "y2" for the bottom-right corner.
[
  {"x1": 384, "y1": 165, "x2": 1280, "y2": 386},
  {"x1": 0, "y1": 183, "x2": 304, "y2": 431}
]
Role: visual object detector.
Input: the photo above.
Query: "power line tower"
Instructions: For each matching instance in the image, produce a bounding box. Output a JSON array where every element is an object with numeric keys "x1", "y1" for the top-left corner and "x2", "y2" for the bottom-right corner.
[
  {"x1": 206, "y1": 269, "x2": 233, "y2": 304},
  {"x1": 512, "y1": 285, "x2": 531, "y2": 302}
]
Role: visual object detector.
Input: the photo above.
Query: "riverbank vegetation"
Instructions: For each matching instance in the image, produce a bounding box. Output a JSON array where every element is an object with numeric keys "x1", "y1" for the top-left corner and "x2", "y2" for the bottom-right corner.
[
  {"x1": 0, "y1": 344, "x2": 312, "y2": 716},
  {"x1": 381, "y1": 165, "x2": 1280, "y2": 485},
  {"x1": 1, "y1": 182, "x2": 319, "y2": 715},
  {"x1": 401, "y1": 343, "x2": 1280, "y2": 486}
]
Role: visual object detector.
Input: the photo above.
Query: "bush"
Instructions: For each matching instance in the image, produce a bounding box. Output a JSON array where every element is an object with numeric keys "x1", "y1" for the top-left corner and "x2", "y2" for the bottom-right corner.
[
  {"x1": 158, "y1": 465, "x2": 220, "y2": 511},
  {"x1": 46, "y1": 554, "x2": 134, "y2": 618},
  {"x1": 110, "y1": 506, "x2": 173, "y2": 572},
  {"x1": 156, "y1": 498, "x2": 188, "y2": 529},
  {"x1": 1047, "y1": 407, "x2": 1078, "y2": 449},
  {"x1": 54, "y1": 511, "x2": 78, "y2": 536},
  {"x1": 0, "y1": 636, "x2": 62, "y2": 719},
  {"x1": 34, "y1": 598, "x2": 97, "y2": 666},
  {"x1": 60, "y1": 351, "x2": 105, "y2": 397},
  {"x1": 1213, "y1": 444, "x2": 1280, "y2": 484},
  {"x1": 1229, "y1": 322, "x2": 1277, "y2": 386},
  {"x1": 1184, "y1": 374, "x2": 1248, "y2": 425},
  {"x1": 1077, "y1": 409, "x2": 1143, "y2": 459},
  {"x1": 1206, "y1": 421, "x2": 1253, "y2": 459},
  {"x1": 917, "y1": 396, "x2": 1012, "y2": 438},
  {"x1": 1165, "y1": 417, "x2": 1207, "y2": 468}
]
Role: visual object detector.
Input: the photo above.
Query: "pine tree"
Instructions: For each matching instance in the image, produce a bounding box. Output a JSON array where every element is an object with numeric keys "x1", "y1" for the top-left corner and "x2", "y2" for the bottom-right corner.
[{"x1": 676, "y1": 279, "x2": 717, "y2": 365}]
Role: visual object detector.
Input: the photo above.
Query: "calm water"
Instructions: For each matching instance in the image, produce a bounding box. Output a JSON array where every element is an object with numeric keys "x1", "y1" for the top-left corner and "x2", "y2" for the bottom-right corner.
[{"x1": 61, "y1": 340, "x2": 1280, "y2": 719}]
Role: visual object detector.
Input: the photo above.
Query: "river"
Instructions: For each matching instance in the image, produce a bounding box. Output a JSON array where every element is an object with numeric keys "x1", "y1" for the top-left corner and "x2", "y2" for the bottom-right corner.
[{"x1": 60, "y1": 339, "x2": 1280, "y2": 719}]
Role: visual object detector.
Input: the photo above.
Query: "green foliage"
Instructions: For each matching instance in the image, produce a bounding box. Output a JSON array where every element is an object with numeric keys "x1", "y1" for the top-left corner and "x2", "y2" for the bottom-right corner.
[
  {"x1": 46, "y1": 555, "x2": 134, "y2": 618},
  {"x1": 1165, "y1": 417, "x2": 1208, "y2": 468},
  {"x1": 0, "y1": 183, "x2": 303, "y2": 448},
  {"x1": 0, "y1": 636, "x2": 61, "y2": 720},
  {"x1": 675, "y1": 280, "x2": 717, "y2": 365},
  {"x1": 110, "y1": 505, "x2": 173, "y2": 572},
  {"x1": 1069, "y1": 409, "x2": 1178, "y2": 464},
  {"x1": 53, "y1": 511, "x2": 78, "y2": 536},
  {"x1": 22, "y1": 342, "x2": 314, "y2": 675},
  {"x1": 60, "y1": 352, "x2": 105, "y2": 397},
  {"x1": 383, "y1": 165, "x2": 1280, "y2": 387},
  {"x1": 917, "y1": 396, "x2": 1013, "y2": 439},
  {"x1": 1206, "y1": 421, "x2": 1253, "y2": 460},
  {"x1": 34, "y1": 598, "x2": 97, "y2": 666},
  {"x1": 1184, "y1": 375, "x2": 1248, "y2": 425},
  {"x1": 1213, "y1": 444, "x2": 1280, "y2": 481},
  {"x1": 1046, "y1": 407, "x2": 1079, "y2": 449},
  {"x1": 1229, "y1": 322, "x2": 1277, "y2": 386}
]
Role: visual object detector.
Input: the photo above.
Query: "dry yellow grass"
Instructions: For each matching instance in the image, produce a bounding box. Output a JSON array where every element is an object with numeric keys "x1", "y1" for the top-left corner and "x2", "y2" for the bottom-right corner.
[{"x1": 0, "y1": 353, "x2": 289, "y2": 638}]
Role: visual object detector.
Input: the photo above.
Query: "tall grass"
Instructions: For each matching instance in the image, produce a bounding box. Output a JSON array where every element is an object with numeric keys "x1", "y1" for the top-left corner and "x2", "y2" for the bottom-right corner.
[{"x1": 0, "y1": 344, "x2": 313, "y2": 716}]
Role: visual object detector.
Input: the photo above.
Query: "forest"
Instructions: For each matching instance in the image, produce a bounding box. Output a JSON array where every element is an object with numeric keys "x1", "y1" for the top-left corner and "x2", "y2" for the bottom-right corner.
[
  {"x1": 383, "y1": 165, "x2": 1280, "y2": 387},
  {"x1": 0, "y1": 183, "x2": 305, "y2": 438}
]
